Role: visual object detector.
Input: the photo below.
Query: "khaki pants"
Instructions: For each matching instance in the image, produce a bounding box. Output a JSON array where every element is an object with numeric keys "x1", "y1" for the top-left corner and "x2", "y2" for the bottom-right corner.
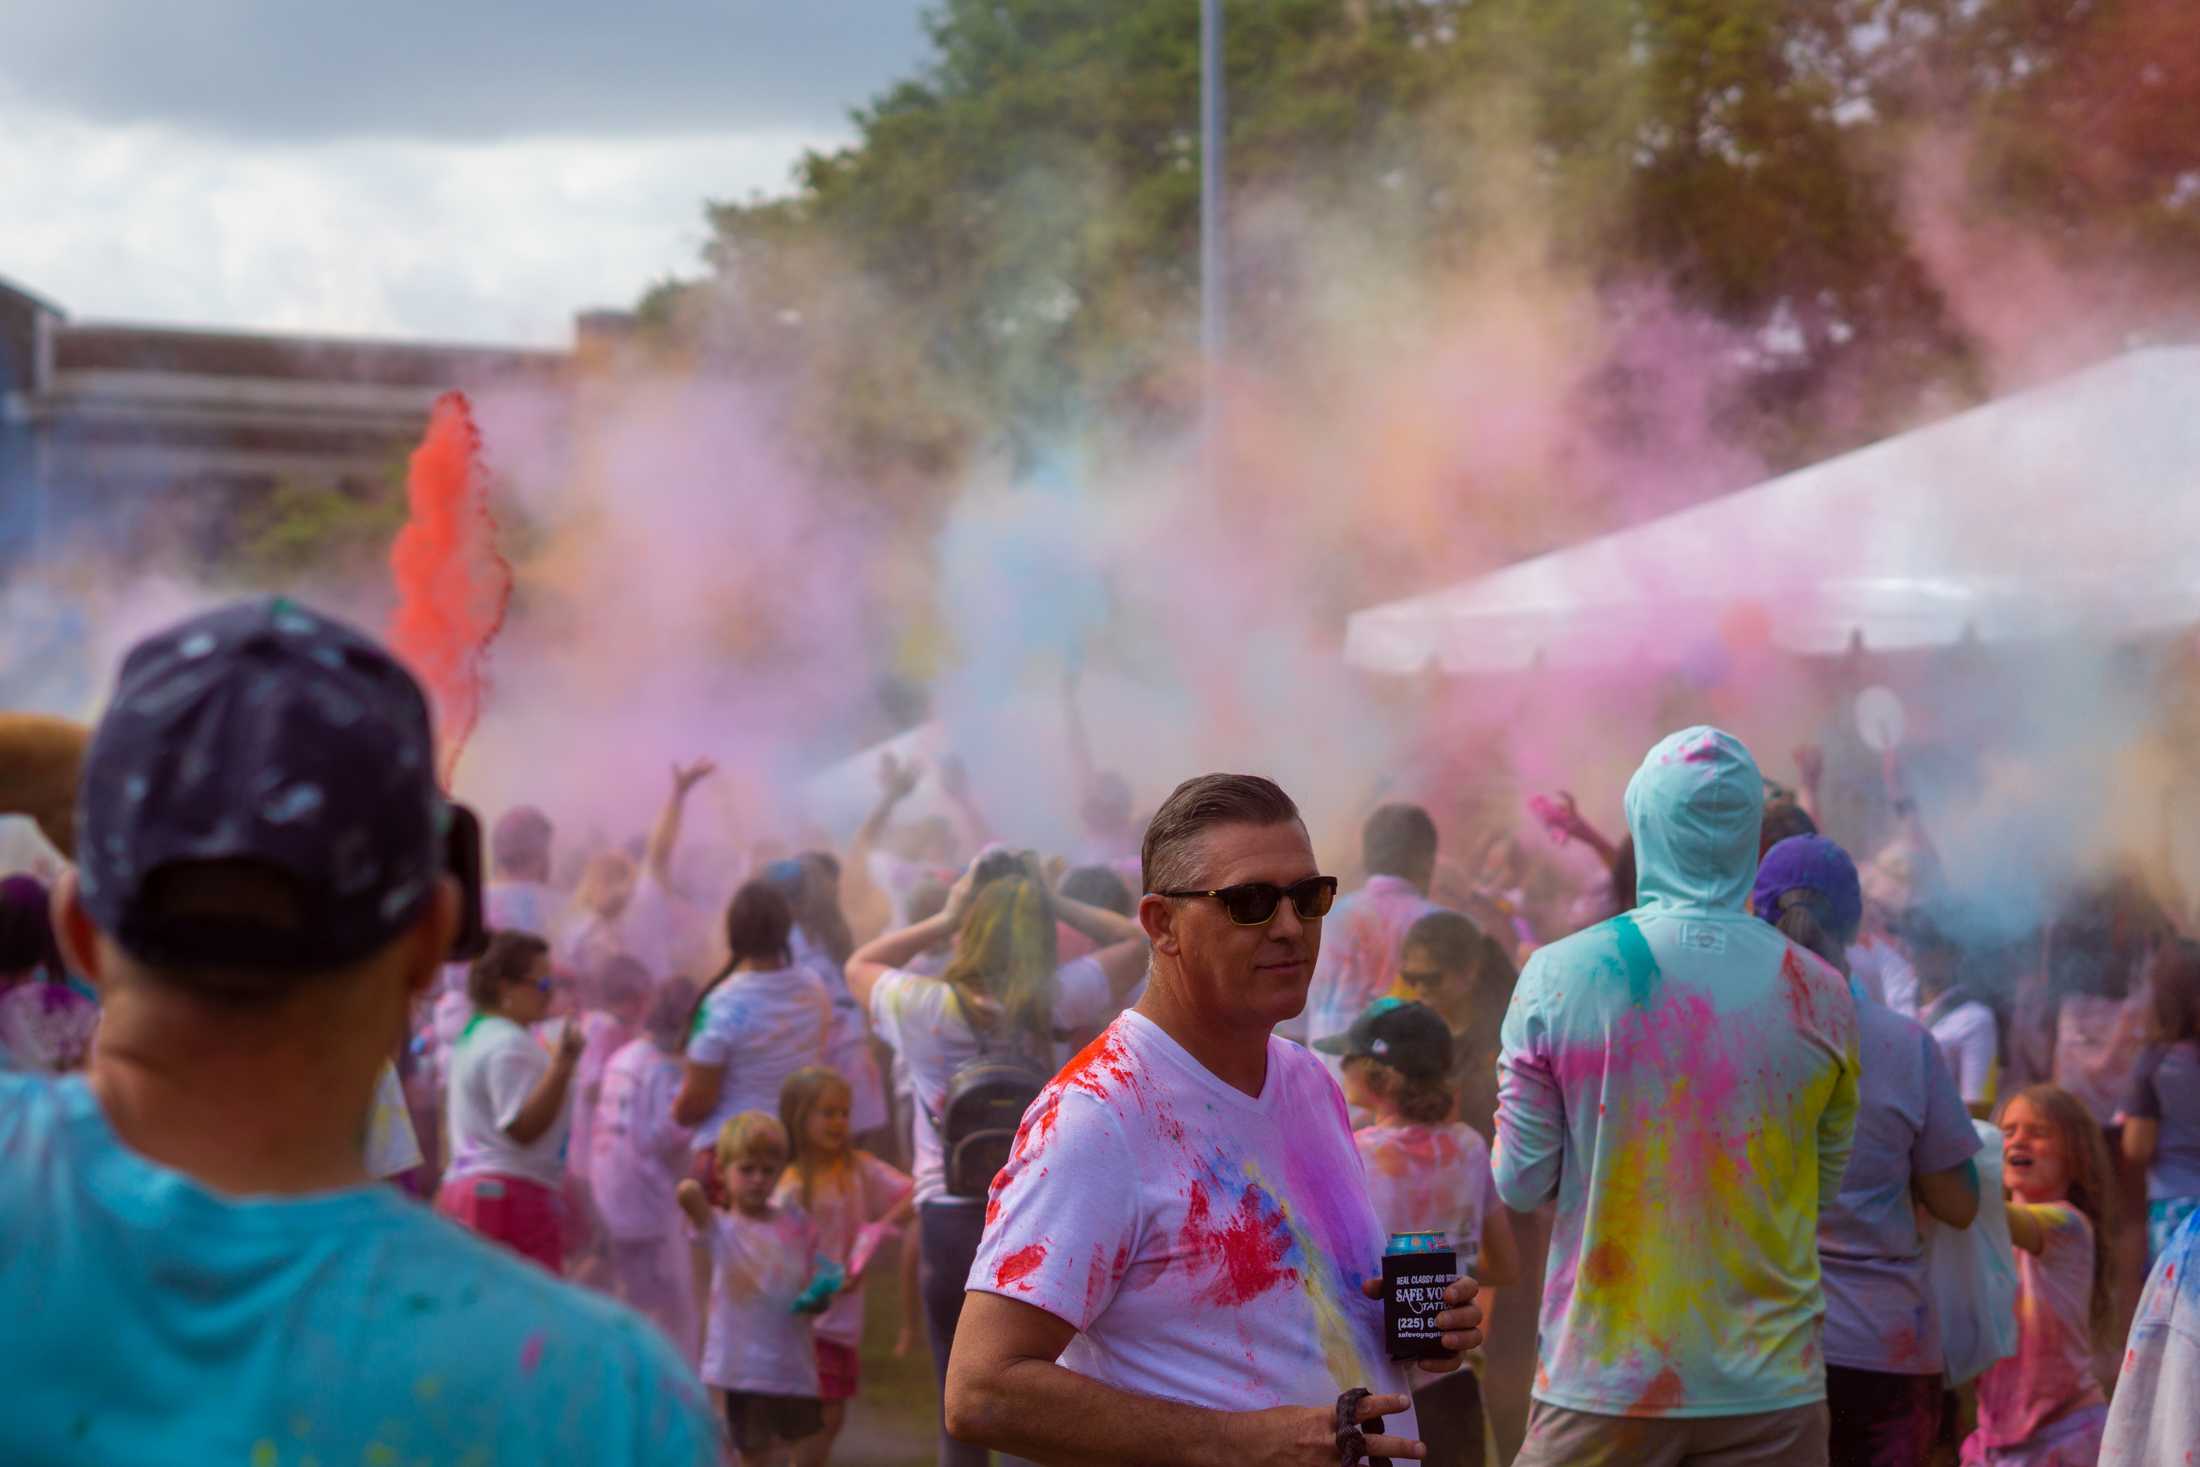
[{"x1": 1511, "y1": 1400, "x2": 1830, "y2": 1467}]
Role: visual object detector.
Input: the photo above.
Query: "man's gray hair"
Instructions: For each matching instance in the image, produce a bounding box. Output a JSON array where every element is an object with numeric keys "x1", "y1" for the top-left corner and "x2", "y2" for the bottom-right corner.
[{"x1": 1141, "y1": 774, "x2": 1303, "y2": 895}]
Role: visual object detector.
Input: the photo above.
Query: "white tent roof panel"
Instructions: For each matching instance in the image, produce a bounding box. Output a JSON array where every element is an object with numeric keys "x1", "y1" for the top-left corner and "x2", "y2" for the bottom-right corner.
[{"x1": 1344, "y1": 348, "x2": 2200, "y2": 673}]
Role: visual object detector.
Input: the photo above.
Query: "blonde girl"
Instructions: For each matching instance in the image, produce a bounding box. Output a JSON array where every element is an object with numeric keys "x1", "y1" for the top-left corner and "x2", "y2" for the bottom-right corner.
[{"x1": 777, "y1": 1066, "x2": 914, "y2": 1466}]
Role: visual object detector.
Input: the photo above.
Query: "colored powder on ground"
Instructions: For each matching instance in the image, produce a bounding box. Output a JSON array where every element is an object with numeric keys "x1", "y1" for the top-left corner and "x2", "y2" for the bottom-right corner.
[{"x1": 388, "y1": 392, "x2": 513, "y2": 788}]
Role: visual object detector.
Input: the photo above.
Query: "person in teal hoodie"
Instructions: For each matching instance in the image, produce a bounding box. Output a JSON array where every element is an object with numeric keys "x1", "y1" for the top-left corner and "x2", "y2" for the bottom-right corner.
[{"x1": 1496, "y1": 726, "x2": 1861, "y2": 1467}]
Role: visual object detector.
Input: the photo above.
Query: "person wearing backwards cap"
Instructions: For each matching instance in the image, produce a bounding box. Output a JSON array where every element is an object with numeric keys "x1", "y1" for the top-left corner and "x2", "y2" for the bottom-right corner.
[
  {"x1": 0, "y1": 598, "x2": 714, "y2": 1465},
  {"x1": 1322, "y1": 997, "x2": 1520, "y2": 1467}
]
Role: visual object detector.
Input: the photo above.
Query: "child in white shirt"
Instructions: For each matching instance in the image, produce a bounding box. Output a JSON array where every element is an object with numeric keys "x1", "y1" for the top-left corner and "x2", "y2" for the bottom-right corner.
[{"x1": 676, "y1": 1112, "x2": 829, "y2": 1467}]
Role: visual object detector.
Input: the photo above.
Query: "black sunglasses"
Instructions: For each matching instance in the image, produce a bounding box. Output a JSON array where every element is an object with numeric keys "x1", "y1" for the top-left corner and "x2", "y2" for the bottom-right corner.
[{"x1": 1157, "y1": 876, "x2": 1339, "y2": 927}]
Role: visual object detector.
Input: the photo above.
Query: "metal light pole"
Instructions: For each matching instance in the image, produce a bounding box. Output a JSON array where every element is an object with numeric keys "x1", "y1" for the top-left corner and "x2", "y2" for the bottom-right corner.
[{"x1": 1199, "y1": 0, "x2": 1225, "y2": 482}]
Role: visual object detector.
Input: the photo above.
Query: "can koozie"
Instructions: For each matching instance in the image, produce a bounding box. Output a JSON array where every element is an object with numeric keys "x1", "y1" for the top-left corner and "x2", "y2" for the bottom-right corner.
[{"x1": 1382, "y1": 1236, "x2": 1457, "y2": 1360}]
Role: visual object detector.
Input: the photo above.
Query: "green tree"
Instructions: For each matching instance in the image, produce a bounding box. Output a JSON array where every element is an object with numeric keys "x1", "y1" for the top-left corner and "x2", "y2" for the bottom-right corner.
[
  {"x1": 214, "y1": 470, "x2": 410, "y2": 589},
  {"x1": 656, "y1": 0, "x2": 2192, "y2": 507}
]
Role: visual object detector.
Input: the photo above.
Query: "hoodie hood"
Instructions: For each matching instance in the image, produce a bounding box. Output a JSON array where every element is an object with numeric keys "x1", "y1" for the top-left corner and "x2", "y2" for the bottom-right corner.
[{"x1": 1623, "y1": 726, "x2": 1764, "y2": 914}]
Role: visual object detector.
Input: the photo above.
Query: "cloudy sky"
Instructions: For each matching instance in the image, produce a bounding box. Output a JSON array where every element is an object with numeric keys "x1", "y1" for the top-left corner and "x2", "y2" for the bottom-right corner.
[{"x1": 0, "y1": 2, "x2": 932, "y2": 345}]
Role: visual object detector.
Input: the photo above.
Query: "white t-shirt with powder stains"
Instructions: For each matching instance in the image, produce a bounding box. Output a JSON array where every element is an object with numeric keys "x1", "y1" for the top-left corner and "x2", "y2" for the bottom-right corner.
[
  {"x1": 695, "y1": 1204, "x2": 822, "y2": 1398},
  {"x1": 1352, "y1": 1120, "x2": 1495, "y2": 1274},
  {"x1": 968, "y1": 1010, "x2": 1418, "y2": 1432}
]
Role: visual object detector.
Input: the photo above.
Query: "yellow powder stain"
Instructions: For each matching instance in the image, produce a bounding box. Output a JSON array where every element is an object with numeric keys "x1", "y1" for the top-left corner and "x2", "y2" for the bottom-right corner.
[
  {"x1": 250, "y1": 1442, "x2": 277, "y2": 1467},
  {"x1": 414, "y1": 1376, "x2": 444, "y2": 1404},
  {"x1": 366, "y1": 1447, "x2": 398, "y2": 1467},
  {"x1": 1245, "y1": 1159, "x2": 1372, "y2": 1388}
]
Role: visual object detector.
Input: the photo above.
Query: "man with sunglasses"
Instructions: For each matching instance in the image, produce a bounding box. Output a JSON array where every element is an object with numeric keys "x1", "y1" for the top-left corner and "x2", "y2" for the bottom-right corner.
[
  {"x1": 948, "y1": 773, "x2": 1484, "y2": 1465},
  {"x1": 0, "y1": 599, "x2": 713, "y2": 1466}
]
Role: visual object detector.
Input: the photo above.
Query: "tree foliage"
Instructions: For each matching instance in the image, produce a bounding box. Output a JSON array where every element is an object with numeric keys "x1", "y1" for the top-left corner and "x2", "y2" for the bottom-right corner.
[{"x1": 653, "y1": 0, "x2": 2200, "y2": 518}]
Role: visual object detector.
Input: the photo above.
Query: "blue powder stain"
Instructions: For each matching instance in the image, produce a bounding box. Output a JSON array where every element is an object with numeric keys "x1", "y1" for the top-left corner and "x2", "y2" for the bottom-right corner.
[{"x1": 1610, "y1": 914, "x2": 1661, "y2": 1007}]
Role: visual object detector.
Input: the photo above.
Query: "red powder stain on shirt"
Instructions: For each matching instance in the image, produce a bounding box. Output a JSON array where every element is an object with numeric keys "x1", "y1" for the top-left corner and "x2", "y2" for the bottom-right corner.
[
  {"x1": 1181, "y1": 1181, "x2": 1297, "y2": 1306},
  {"x1": 994, "y1": 1243, "x2": 1049, "y2": 1292},
  {"x1": 986, "y1": 1195, "x2": 1002, "y2": 1227},
  {"x1": 1631, "y1": 1367, "x2": 1685, "y2": 1413},
  {"x1": 1082, "y1": 1240, "x2": 1136, "y2": 1320},
  {"x1": 1780, "y1": 949, "x2": 1823, "y2": 1031},
  {"x1": 1019, "y1": 1096, "x2": 1064, "y2": 1160},
  {"x1": 1059, "y1": 1030, "x2": 1139, "y2": 1099},
  {"x1": 518, "y1": 1331, "x2": 545, "y2": 1374}
]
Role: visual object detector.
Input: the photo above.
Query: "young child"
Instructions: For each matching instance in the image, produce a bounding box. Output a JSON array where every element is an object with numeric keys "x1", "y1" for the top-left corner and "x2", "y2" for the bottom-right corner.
[
  {"x1": 1963, "y1": 1084, "x2": 2115, "y2": 1467},
  {"x1": 776, "y1": 1066, "x2": 914, "y2": 1467},
  {"x1": 676, "y1": 1112, "x2": 827, "y2": 1467},
  {"x1": 591, "y1": 976, "x2": 699, "y2": 1361},
  {"x1": 2119, "y1": 938, "x2": 2200, "y2": 1265},
  {"x1": 1317, "y1": 998, "x2": 1518, "y2": 1467}
]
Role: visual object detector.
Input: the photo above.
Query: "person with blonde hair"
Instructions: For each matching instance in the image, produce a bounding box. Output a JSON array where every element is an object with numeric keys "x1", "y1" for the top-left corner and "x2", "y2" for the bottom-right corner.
[
  {"x1": 776, "y1": 1065, "x2": 914, "y2": 1465},
  {"x1": 677, "y1": 1111, "x2": 829, "y2": 1467},
  {"x1": 849, "y1": 852, "x2": 1145, "y2": 1467}
]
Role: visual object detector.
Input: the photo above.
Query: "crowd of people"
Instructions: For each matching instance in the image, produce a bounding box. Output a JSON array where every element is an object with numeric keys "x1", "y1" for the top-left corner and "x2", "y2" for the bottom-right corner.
[{"x1": 1, "y1": 594, "x2": 2196, "y2": 1467}]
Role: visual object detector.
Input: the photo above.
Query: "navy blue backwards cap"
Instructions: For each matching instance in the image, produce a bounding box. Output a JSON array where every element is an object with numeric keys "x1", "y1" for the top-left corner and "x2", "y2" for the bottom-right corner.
[{"x1": 76, "y1": 597, "x2": 446, "y2": 971}]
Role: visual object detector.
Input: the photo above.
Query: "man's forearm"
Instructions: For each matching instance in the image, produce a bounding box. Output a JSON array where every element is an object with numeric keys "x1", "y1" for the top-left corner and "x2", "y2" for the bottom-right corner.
[{"x1": 947, "y1": 1354, "x2": 1244, "y2": 1467}]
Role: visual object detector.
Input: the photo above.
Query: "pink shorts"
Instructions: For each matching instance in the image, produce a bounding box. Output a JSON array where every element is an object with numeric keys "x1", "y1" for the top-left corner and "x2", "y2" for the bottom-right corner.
[
  {"x1": 436, "y1": 1173, "x2": 565, "y2": 1275},
  {"x1": 816, "y1": 1339, "x2": 860, "y2": 1402}
]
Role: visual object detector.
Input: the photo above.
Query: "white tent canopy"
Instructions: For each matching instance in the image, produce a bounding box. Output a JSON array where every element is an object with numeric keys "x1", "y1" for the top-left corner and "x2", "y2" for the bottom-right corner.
[{"x1": 1344, "y1": 348, "x2": 2200, "y2": 675}]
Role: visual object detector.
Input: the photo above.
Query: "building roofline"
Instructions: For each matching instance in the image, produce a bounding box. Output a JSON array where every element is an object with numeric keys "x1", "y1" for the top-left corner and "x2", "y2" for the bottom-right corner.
[
  {"x1": 58, "y1": 316, "x2": 567, "y2": 363},
  {"x1": 0, "y1": 273, "x2": 67, "y2": 320}
]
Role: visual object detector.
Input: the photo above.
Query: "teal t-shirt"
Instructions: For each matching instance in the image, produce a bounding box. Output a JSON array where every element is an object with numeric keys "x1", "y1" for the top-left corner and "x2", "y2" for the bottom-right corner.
[{"x1": 0, "y1": 1073, "x2": 715, "y2": 1466}]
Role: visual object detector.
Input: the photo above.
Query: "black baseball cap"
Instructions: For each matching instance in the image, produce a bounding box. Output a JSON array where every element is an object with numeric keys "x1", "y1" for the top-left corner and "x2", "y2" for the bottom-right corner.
[
  {"x1": 1312, "y1": 998, "x2": 1454, "y2": 1083},
  {"x1": 75, "y1": 597, "x2": 451, "y2": 971}
]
